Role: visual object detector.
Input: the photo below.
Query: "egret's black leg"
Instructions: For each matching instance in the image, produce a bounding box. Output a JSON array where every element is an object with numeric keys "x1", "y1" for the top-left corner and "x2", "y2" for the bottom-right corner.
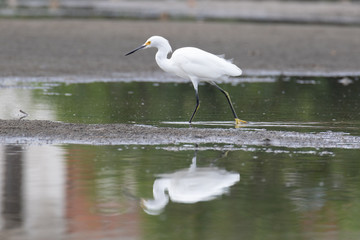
[
  {"x1": 210, "y1": 82, "x2": 246, "y2": 124},
  {"x1": 189, "y1": 90, "x2": 200, "y2": 123}
]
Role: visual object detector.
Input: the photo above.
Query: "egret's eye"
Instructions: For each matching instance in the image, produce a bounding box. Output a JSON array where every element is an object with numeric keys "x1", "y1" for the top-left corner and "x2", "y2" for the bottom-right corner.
[{"x1": 145, "y1": 41, "x2": 151, "y2": 45}]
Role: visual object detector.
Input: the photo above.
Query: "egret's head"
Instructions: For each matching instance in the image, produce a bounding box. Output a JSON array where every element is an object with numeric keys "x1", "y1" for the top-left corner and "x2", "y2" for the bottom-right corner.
[
  {"x1": 144, "y1": 36, "x2": 169, "y2": 48},
  {"x1": 125, "y1": 36, "x2": 172, "y2": 56}
]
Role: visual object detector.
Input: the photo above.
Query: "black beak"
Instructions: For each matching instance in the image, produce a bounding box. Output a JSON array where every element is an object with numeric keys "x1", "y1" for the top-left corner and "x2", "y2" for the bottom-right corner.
[{"x1": 125, "y1": 44, "x2": 146, "y2": 56}]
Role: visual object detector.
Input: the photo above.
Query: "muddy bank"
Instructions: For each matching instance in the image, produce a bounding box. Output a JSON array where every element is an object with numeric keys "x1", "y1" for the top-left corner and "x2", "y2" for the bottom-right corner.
[
  {"x1": 1, "y1": 19, "x2": 360, "y2": 77},
  {"x1": 0, "y1": 119, "x2": 359, "y2": 149}
]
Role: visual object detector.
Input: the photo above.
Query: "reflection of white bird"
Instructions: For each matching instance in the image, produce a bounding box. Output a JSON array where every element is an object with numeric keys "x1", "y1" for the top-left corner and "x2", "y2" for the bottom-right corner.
[
  {"x1": 125, "y1": 36, "x2": 246, "y2": 126},
  {"x1": 142, "y1": 155, "x2": 240, "y2": 215}
]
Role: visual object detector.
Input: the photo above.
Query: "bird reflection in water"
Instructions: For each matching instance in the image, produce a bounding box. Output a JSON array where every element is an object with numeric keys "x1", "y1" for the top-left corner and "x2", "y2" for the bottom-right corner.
[{"x1": 141, "y1": 152, "x2": 240, "y2": 215}]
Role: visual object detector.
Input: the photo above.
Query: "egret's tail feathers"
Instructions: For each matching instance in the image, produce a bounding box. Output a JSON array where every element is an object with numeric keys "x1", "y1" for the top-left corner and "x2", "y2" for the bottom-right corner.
[
  {"x1": 217, "y1": 54, "x2": 241, "y2": 76},
  {"x1": 226, "y1": 58, "x2": 234, "y2": 64},
  {"x1": 217, "y1": 54, "x2": 234, "y2": 64},
  {"x1": 227, "y1": 64, "x2": 242, "y2": 77}
]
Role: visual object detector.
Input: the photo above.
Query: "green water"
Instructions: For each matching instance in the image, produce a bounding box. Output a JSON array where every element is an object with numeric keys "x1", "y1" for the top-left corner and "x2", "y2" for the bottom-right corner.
[
  {"x1": 0, "y1": 75, "x2": 359, "y2": 239},
  {"x1": 28, "y1": 76, "x2": 360, "y2": 132},
  {"x1": 1, "y1": 144, "x2": 359, "y2": 239},
  {"x1": 1, "y1": 75, "x2": 359, "y2": 134}
]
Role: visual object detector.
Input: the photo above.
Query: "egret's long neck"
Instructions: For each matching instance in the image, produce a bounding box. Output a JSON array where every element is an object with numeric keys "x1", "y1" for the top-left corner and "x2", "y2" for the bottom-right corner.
[
  {"x1": 155, "y1": 44, "x2": 173, "y2": 73},
  {"x1": 142, "y1": 179, "x2": 169, "y2": 214}
]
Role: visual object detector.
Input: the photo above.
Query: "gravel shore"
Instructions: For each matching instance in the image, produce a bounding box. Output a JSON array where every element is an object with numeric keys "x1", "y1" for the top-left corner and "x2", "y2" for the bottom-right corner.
[{"x1": 0, "y1": 120, "x2": 359, "y2": 148}]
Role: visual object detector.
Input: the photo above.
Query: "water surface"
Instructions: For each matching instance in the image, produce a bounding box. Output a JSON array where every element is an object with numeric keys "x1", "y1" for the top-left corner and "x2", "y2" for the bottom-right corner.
[
  {"x1": 0, "y1": 74, "x2": 359, "y2": 134},
  {"x1": 0, "y1": 74, "x2": 359, "y2": 239},
  {"x1": 0, "y1": 144, "x2": 359, "y2": 239}
]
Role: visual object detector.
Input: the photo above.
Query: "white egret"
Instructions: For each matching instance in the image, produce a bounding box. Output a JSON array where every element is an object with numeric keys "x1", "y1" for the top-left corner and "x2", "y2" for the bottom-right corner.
[
  {"x1": 142, "y1": 155, "x2": 240, "y2": 215},
  {"x1": 125, "y1": 36, "x2": 246, "y2": 125}
]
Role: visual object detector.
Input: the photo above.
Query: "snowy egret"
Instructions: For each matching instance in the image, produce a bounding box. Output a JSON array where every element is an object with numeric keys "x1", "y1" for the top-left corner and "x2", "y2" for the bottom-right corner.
[
  {"x1": 125, "y1": 36, "x2": 246, "y2": 125},
  {"x1": 142, "y1": 154, "x2": 240, "y2": 215}
]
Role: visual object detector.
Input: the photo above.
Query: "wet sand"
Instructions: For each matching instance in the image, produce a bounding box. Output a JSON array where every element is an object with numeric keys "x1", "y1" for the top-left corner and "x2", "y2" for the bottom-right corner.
[
  {"x1": 0, "y1": 19, "x2": 360, "y2": 76},
  {"x1": 0, "y1": 120, "x2": 359, "y2": 149}
]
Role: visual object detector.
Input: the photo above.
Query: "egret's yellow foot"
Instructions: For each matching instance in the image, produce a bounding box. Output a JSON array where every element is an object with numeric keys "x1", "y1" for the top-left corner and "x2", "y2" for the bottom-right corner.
[{"x1": 235, "y1": 118, "x2": 247, "y2": 125}]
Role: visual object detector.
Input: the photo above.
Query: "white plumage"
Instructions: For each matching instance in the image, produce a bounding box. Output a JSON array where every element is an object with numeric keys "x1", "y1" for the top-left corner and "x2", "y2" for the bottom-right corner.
[
  {"x1": 125, "y1": 36, "x2": 246, "y2": 125},
  {"x1": 141, "y1": 155, "x2": 240, "y2": 215},
  {"x1": 171, "y1": 47, "x2": 242, "y2": 81}
]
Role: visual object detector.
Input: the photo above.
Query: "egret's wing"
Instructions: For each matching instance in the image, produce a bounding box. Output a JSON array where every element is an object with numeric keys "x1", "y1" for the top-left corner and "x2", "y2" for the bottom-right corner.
[{"x1": 172, "y1": 47, "x2": 241, "y2": 80}]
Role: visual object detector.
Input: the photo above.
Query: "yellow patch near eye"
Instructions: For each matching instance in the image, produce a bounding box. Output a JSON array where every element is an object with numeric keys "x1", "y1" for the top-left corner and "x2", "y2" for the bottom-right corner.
[{"x1": 145, "y1": 41, "x2": 151, "y2": 45}]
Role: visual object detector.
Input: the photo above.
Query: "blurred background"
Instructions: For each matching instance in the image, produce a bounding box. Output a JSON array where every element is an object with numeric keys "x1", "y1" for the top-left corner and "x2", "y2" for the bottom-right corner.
[{"x1": 0, "y1": 0, "x2": 359, "y2": 25}]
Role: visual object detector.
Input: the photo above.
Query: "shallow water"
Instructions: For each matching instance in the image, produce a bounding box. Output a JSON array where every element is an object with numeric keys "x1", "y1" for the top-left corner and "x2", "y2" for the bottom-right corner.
[
  {"x1": 0, "y1": 144, "x2": 359, "y2": 240},
  {"x1": 0, "y1": 74, "x2": 359, "y2": 134},
  {"x1": 0, "y1": 74, "x2": 359, "y2": 239}
]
